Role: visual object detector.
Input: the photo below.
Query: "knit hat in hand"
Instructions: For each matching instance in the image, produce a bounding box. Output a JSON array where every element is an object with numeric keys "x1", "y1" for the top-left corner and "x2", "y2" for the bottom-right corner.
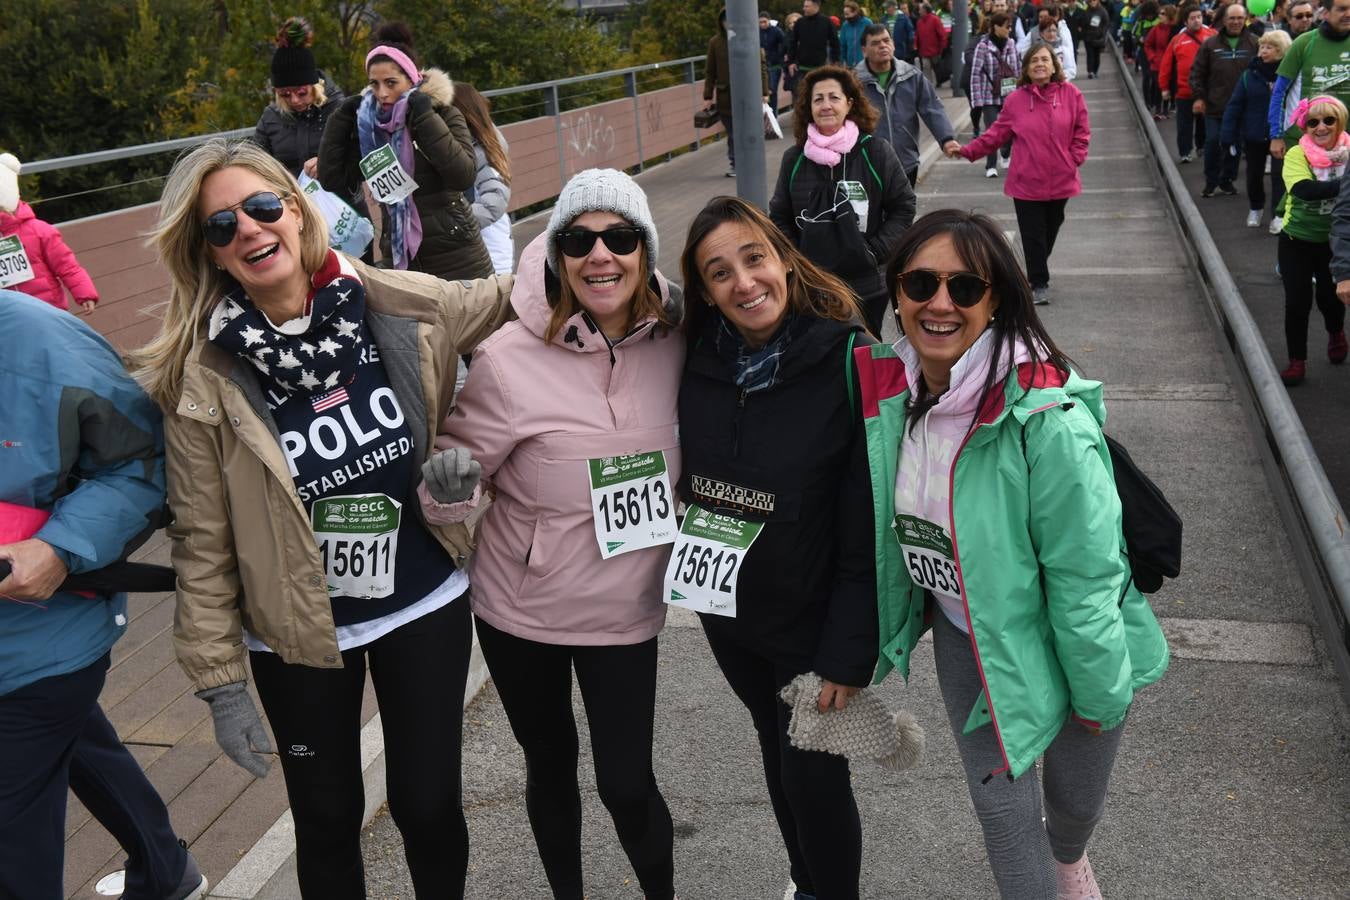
[
  {"x1": 271, "y1": 17, "x2": 319, "y2": 89},
  {"x1": 545, "y1": 168, "x2": 658, "y2": 275},
  {"x1": 780, "y1": 672, "x2": 925, "y2": 770},
  {"x1": 0, "y1": 154, "x2": 19, "y2": 214}
]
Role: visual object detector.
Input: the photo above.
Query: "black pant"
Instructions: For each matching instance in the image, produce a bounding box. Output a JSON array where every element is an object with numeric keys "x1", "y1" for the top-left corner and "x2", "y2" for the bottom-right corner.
[
  {"x1": 980, "y1": 105, "x2": 1011, "y2": 170},
  {"x1": 473, "y1": 617, "x2": 675, "y2": 900},
  {"x1": 1244, "y1": 140, "x2": 1285, "y2": 215},
  {"x1": 251, "y1": 596, "x2": 472, "y2": 900},
  {"x1": 971, "y1": 103, "x2": 984, "y2": 137},
  {"x1": 1013, "y1": 198, "x2": 1069, "y2": 289},
  {"x1": 0, "y1": 653, "x2": 188, "y2": 900},
  {"x1": 720, "y1": 112, "x2": 736, "y2": 166},
  {"x1": 1277, "y1": 233, "x2": 1346, "y2": 360},
  {"x1": 1175, "y1": 102, "x2": 1206, "y2": 158},
  {"x1": 700, "y1": 625, "x2": 861, "y2": 900},
  {"x1": 1085, "y1": 42, "x2": 1103, "y2": 75}
]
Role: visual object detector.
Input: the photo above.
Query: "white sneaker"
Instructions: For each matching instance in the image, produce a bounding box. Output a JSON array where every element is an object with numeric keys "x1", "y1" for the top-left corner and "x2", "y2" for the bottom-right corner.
[
  {"x1": 999, "y1": 154, "x2": 1011, "y2": 169},
  {"x1": 1269, "y1": 215, "x2": 1283, "y2": 235},
  {"x1": 1179, "y1": 151, "x2": 1195, "y2": 163},
  {"x1": 1246, "y1": 209, "x2": 1262, "y2": 228},
  {"x1": 1265, "y1": 156, "x2": 1272, "y2": 174},
  {"x1": 986, "y1": 167, "x2": 999, "y2": 178}
]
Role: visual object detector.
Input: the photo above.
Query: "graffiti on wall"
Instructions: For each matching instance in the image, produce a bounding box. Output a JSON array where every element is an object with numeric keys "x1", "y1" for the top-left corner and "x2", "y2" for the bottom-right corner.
[{"x1": 562, "y1": 111, "x2": 616, "y2": 168}]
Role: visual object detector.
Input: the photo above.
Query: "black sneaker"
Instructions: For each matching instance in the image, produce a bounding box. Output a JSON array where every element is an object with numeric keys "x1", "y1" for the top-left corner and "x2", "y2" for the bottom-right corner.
[
  {"x1": 1201, "y1": 184, "x2": 1217, "y2": 198},
  {"x1": 1218, "y1": 181, "x2": 1237, "y2": 196}
]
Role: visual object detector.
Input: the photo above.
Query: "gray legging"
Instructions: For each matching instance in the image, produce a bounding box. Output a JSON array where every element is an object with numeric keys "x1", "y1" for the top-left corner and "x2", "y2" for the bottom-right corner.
[{"x1": 932, "y1": 611, "x2": 1126, "y2": 899}]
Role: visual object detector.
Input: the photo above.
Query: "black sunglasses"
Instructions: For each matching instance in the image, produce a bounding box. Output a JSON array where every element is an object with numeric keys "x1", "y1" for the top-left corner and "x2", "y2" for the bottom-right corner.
[
  {"x1": 201, "y1": 191, "x2": 289, "y2": 247},
  {"x1": 555, "y1": 226, "x2": 644, "y2": 259},
  {"x1": 1307, "y1": 115, "x2": 1340, "y2": 128},
  {"x1": 897, "y1": 269, "x2": 991, "y2": 307}
]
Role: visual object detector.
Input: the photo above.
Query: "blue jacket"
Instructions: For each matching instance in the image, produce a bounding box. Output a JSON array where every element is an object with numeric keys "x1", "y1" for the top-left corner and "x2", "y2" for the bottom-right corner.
[
  {"x1": 0, "y1": 291, "x2": 165, "y2": 696},
  {"x1": 1221, "y1": 57, "x2": 1278, "y2": 146},
  {"x1": 840, "y1": 15, "x2": 873, "y2": 68},
  {"x1": 760, "y1": 22, "x2": 789, "y2": 68},
  {"x1": 892, "y1": 12, "x2": 916, "y2": 60}
]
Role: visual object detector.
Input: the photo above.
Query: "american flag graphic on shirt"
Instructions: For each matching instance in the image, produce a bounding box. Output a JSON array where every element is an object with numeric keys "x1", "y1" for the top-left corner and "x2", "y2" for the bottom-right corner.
[{"x1": 311, "y1": 386, "x2": 349, "y2": 413}]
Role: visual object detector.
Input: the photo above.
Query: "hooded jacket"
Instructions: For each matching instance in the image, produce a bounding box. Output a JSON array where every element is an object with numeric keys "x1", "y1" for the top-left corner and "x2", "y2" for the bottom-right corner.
[
  {"x1": 0, "y1": 201, "x2": 98, "y2": 310},
  {"x1": 839, "y1": 14, "x2": 873, "y2": 68},
  {"x1": 677, "y1": 313, "x2": 877, "y2": 686},
  {"x1": 856, "y1": 340, "x2": 1169, "y2": 779},
  {"x1": 959, "y1": 80, "x2": 1091, "y2": 202},
  {"x1": 167, "y1": 261, "x2": 514, "y2": 691},
  {"x1": 1159, "y1": 25, "x2": 1216, "y2": 99},
  {"x1": 319, "y1": 67, "x2": 493, "y2": 281},
  {"x1": 421, "y1": 233, "x2": 684, "y2": 646},
  {"x1": 1189, "y1": 28, "x2": 1261, "y2": 116},
  {"x1": 1220, "y1": 57, "x2": 1280, "y2": 146},
  {"x1": 0, "y1": 291, "x2": 164, "y2": 697},
  {"x1": 855, "y1": 59, "x2": 957, "y2": 172},
  {"x1": 915, "y1": 11, "x2": 948, "y2": 59}
]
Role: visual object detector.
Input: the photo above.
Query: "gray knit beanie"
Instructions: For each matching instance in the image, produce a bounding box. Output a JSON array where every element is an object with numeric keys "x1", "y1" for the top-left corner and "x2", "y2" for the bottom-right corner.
[{"x1": 545, "y1": 168, "x2": 658, "y2": 274}]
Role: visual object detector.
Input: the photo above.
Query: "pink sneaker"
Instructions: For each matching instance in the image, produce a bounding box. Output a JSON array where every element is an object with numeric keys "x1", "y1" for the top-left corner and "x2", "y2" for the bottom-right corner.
[{"x1": 1056, "y1": 854, "x2": 1102, "y2": 900}]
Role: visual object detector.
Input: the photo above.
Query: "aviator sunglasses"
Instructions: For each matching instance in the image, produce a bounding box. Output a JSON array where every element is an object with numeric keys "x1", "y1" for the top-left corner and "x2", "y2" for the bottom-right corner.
[
  {"x1": 555, "y1": 226, "x2": 644, "y2": 258},
  {"x1": 897, "y1": 269, "x2": 991, "y2": 308},
  {"x1": 201, "y1": 191, "x2": 289, "y2": 247}
]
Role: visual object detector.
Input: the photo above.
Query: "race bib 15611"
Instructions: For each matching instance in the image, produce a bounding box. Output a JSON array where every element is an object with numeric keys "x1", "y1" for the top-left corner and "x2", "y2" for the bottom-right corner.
[{"x1": 311, "y1": 493, "x2": 401, "y2": 598}]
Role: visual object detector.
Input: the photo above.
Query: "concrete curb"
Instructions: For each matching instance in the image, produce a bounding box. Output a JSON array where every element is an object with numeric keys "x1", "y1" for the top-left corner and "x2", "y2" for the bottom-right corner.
[{"x1": 208, "y1": 631, "x2": 490, "y2": 899}]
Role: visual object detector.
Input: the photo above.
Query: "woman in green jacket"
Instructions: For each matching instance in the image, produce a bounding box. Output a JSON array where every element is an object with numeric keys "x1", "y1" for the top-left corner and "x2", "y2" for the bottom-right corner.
[{"x1": 854, "y1": 209, "x2": 1168, "y2": 899}]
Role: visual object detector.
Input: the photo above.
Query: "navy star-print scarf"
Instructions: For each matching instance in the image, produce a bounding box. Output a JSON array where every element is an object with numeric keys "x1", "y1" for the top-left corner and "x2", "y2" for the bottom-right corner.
[{"x1": 208, "y1": 250, "x2": 366, "y2": 400}]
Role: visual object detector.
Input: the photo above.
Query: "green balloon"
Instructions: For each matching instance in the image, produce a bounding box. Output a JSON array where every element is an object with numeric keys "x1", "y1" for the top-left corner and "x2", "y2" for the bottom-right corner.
[{"x1": 1248, "y1": 0, "x2": 1275, "y2": 16}]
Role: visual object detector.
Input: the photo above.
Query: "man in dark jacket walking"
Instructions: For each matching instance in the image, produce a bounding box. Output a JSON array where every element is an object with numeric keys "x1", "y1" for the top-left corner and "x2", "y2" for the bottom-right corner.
[
  {"x1": 915, "y1": 4, "x2": 950, "y2": 83},
  {"x1": 761, "y1": 11, "x2": 790, "y2": 108},
  {"x1": 706, "y1": 8, "x2": 771, "y2": 176},
  {"x1": 789, "y1": 0, "x2": 841, "y2": 76},
  {"x1": 893, "y1": 0, "x2": 918, "y2": 61},
  {"x1": 1191, "y1": 2, "x2": 1261, "y2": 196},
  {"x1": 857, "y1": 23, "x2": 959, "y2": 187}
]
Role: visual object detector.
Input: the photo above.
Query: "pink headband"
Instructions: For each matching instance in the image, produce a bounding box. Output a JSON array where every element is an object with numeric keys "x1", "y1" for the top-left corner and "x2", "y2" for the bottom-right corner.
[
  {"x1": 1293, "y1": 95, "x2": 1341, "y2": 129},
  {"x1": 365, "y1": 45, "x2": 420, "y2": 83}
]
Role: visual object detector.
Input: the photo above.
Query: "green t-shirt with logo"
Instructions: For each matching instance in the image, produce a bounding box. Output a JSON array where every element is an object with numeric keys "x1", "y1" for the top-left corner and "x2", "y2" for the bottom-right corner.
[
  {"x1": 1280, "y1": 144, "x2": 1340, "y2": 243},
  {"x1": 1276, "y1": 30, "x2": 1350, "y2": 140}
]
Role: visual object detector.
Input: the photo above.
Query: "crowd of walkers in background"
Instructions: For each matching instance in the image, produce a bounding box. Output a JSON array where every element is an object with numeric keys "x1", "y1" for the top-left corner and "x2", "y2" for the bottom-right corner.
[{"x1": 6, "y1": 1, "x2": 1350, "y2": 898}]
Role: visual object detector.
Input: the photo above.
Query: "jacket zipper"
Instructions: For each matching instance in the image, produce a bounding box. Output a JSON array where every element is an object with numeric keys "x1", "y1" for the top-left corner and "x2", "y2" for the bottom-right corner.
[
  {"x1": 732, "y1": 388, "x2": 748, "y2": 458},
  {"x1": 947, "y1": 421, "x2": 1015, "y2": 784}
]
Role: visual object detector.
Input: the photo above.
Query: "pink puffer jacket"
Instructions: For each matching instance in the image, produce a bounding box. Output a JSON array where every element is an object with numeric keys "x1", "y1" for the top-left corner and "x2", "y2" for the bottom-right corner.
[
  {"x1": 0, "y1": 202, "x2": 98, "y2": 310},
  {"x1": 421, "y1": 232, "x2": 684, "y2": 645}
]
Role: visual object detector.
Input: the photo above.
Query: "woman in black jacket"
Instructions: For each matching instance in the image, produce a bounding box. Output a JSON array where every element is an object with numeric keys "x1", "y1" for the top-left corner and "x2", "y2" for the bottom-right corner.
[
  {"x1": 677, "y1": 196, "x2": 877, "y2": 900},
  {"x1": 769, "y1": 64, "x2": 916, "y2": 336},
  {"x1": 319, "y1": 22, "x2": 492, "y2": 281},
  {"x1": 255, "y1": 18, "x2": 343, "y2": 181}
]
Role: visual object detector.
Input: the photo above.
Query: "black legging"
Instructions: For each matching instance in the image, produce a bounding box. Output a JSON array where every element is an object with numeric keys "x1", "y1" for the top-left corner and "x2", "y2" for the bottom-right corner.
[
  {"x1": 701, "y1": 623, "x2": 862, "y2": 900},
  {"x1": 1085, "y1": 42, "x2": 1103, "y2": 76},
  {"x1": 1244, "y1": 140, "x2": 1285, "y2": 216},
  {"x1": 1277, "y1": 233, "x2": 1346, "y2": 359},
  {"x1": 473, "y1": 616, "x2": 676, "y2": 900},
  {"x1": 1013, "y1": 197, "x2": 1069, "y2": 289},
  {"x1": 251, "y1": 595, "x2": 472, "y2": 900}
]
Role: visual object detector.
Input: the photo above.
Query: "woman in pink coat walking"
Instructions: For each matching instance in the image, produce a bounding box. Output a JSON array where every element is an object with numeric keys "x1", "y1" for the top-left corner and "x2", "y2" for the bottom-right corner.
[
  {"x1": 418, "y1": 168, "x2": 683, "y2": 900},
  {"x1": 949, "y1": 43, "x2": 1091, "y2": 305},
  {"x1": 0, "y1": 154, "x2": 99, "y2": 313}
]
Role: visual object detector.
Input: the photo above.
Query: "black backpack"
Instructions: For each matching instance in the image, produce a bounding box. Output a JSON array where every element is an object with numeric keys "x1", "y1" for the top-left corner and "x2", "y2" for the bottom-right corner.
[{"x1": 1103, "y1": 434, "x2": 1183, "y2": 594}]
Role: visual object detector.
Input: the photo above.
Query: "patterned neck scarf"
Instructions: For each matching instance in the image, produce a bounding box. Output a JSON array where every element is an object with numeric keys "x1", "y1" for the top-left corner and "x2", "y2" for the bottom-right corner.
[
  {"x1": 208, "y1": 250, "x2": 366, "y2": 399},
  {"x1": 357, "y1": 88, "x2": 424, "y2": 268},
  {"x1": 716, "y1": 314, "x2": 798, "y2": 394}
]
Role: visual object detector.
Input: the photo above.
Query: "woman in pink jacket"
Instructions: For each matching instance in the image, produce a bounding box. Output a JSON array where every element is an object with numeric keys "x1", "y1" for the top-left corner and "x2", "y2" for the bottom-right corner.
[
  {"x1": 0, "y1": 154, "x2": 99, "y2": 313},
  {"x1": 419, "y1": 168, "x2": 683, "y2": 900},
  {"x1": 949, "y1": 43, "x2": 1090, "y2": 305}
]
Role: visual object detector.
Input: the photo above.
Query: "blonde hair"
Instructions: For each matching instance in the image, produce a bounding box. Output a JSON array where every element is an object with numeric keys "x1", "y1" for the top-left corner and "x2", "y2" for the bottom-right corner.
[
  {"x1": 270, "y1": 80, "x2": 328, "y2": 115},
  {"x1": 1258, "y1": 28, "x2": 1293, "y2": 59},
  {"x1": 1306, "y1": 96, "x2": 1349, "y2": 140},
  {"x1": 128, "y1": 139, "x2": 329, "y2": 408}
]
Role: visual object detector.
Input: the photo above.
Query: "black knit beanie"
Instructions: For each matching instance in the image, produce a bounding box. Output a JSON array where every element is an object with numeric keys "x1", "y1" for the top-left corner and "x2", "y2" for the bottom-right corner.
[{"x1": 271, "y1": 17, "x2": 319, "y2": 88}]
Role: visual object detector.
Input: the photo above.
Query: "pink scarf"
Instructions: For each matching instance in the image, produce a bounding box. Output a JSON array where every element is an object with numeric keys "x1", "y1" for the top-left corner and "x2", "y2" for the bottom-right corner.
[
  {"x1": 1298, "y1": 131, "x2": 1350, "y2": 176},
  {"x1": 803, "y1": 119, "x2": 860, "y2": 166}
]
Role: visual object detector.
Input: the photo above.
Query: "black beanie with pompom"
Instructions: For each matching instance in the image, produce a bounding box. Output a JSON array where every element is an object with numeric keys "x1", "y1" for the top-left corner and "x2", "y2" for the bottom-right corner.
[{"x1": 271, "y1": 17, "x2": 319, "y2": 88}]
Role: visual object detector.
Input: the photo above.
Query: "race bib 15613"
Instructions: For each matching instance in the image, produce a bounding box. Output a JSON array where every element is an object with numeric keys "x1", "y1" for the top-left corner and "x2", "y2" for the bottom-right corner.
[{"x1": 587, "y1": 451, "x2": 677, "y2": 559}]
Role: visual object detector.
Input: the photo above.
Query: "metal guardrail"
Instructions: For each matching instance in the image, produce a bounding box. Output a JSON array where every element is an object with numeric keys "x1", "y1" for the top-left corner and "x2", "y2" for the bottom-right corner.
[
  {"x1": 23, "y1": 57, "x2": 705, "y2": 177},
  {"x1": 1109, "y1": 41, "x2": 1350, "y2": 685}
]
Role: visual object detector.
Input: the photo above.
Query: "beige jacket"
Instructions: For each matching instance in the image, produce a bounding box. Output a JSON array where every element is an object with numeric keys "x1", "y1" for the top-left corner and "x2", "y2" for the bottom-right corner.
[{"x1": 167, "y1": 260, "x2": 513, "y2": 691}]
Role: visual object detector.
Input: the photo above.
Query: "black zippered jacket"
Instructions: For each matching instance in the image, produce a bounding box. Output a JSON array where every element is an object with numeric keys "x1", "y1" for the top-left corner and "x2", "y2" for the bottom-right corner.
[{"x1": 677, "y1": 313, "x2": 878, "y2": 686}]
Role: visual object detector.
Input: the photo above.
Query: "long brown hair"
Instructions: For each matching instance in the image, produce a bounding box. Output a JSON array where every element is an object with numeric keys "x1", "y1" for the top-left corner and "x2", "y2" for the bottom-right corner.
[
  {"x1": 451, "y1": 82, "x2": 511, "y2": 183},
  {"x1": 791, "y1": 65, "x2": 880, "y2": 145},
  {"x1": 680, "y1": 196, "x2": 865, "y2": 343}
]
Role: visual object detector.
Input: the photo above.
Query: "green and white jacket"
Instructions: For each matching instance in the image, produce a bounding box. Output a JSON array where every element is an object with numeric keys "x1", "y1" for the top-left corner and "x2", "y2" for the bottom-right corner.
[{"x1": 855, "y1": 340, "x2": 1169, "y2": 779}]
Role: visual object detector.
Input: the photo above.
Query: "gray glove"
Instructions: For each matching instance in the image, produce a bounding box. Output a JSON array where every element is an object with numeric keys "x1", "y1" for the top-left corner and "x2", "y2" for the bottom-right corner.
[
  {"x1": 422, "y1": 447, "x2": 481, "y2": 505},
  {"x1": 196, "y1": 682, "x2": 272, "y2": 778}
]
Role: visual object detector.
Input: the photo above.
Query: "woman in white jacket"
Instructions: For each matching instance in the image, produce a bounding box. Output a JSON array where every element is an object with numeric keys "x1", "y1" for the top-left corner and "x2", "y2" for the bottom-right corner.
[{"x1": 452, "y1": 83, "x2": 515, "y2": 274}]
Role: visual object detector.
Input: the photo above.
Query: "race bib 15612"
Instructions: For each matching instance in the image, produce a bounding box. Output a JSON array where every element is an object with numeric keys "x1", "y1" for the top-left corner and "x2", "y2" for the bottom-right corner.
[{"x1": 663, "y1": 505, "x2": 764, "y2": 618}]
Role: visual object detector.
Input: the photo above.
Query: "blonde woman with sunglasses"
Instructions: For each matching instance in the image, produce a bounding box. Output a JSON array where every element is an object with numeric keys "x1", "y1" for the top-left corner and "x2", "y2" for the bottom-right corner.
[
  {"x1": 130, "y1": 139, "x2": 514, "y2": 899},
  {"x1": 860, "y1": 210, "x2": 1167, "y2": 899},
  {"x1": 417, "y1": 169, "x2": 683, "y2": 900}
]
